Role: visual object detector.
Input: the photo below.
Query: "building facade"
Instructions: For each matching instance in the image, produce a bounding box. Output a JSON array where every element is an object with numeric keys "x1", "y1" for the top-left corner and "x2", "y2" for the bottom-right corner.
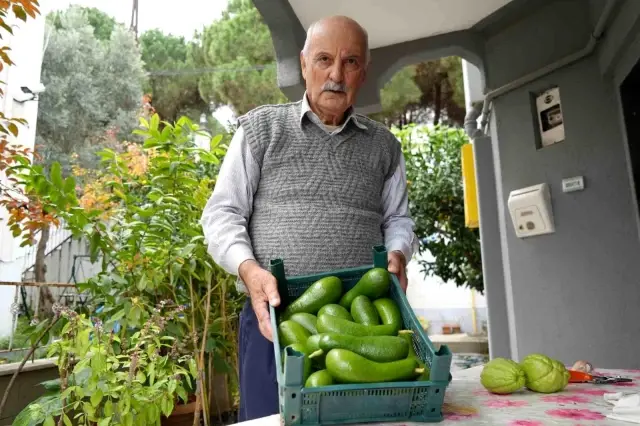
[{"x1": 253, "y1": 0, "x2": 640, "y2": 369}]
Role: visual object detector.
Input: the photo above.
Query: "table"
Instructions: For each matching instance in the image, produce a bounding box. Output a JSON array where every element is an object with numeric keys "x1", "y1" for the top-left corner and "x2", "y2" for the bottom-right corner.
[{"x1": 236, "y1": 366, "x2": 640, "y2": 425}]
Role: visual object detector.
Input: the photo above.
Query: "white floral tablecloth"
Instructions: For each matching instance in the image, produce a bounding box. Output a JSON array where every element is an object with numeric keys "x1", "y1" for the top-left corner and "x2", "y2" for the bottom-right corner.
[
  {"x1": 237, "y1": 365, "x2": 640, "y2": 426},
  {"x1": 437, "y1": 365, "x2": 639, "y2": 424}
]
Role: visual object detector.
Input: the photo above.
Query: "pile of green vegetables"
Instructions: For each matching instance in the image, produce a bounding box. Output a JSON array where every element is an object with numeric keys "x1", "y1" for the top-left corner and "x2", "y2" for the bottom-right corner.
[
  {"x1": 480, "y1": 353, "x2": 571, "y2": 394},
  {"x1": 276, "y1": 268, "x2": 430, "y2": 387}
]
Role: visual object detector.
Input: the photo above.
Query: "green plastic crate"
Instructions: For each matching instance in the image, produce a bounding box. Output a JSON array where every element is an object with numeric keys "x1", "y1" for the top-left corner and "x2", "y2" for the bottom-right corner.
[{"x1": 269, "y1": 245, "x2": 453, "y2": 426}]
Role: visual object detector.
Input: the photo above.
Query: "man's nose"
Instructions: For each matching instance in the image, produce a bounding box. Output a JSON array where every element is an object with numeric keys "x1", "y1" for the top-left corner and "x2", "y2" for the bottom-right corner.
[{"x1": 329, "y1": 61, "x2": 344, "y2": 83}]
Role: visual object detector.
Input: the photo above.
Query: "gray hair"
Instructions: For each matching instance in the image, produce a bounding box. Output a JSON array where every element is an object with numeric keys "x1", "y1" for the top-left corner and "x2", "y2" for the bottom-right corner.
[{"x1": 301, "y1": 17, "x2": 371, "y2": 67}]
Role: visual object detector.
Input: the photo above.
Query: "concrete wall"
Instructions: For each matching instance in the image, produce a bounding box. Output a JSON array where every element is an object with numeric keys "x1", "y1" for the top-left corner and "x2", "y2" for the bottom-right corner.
[
  {"x1": 0, "y1": 359, "x2": 59, "y2": 425},
  {"x1": 482, "y1": 0, "x2": 640, "y2": 368}
]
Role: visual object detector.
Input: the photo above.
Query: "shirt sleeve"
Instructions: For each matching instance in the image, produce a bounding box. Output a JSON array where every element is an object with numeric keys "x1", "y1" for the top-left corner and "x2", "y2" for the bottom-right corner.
[
  {"x1": 381, "y1": 154, "x2": 419, "y2": 264},
  {"x1": 200, "y1": 125, "x2": 260, "y2": 276}
]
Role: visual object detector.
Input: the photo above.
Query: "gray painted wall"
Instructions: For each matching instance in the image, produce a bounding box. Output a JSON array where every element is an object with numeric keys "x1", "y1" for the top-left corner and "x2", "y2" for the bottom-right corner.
[
  {"x1": 472, "y1": 136, "x2": 512, "y2": 360},
  {"x1": 484, "y1": 0, "x2": 640, "y2": 368}
]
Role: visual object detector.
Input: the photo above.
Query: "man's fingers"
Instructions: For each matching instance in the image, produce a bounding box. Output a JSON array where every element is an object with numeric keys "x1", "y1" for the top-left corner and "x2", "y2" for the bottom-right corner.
[
  {"x1": 252, "y1": 299, "x2": 274, "y2": 341},
  {"x1": 399, "y1": 272, "x2": 408, "y2": 293},
  {"x1": 263, "y1": 277, "x2": 281, "y2": 307},
  {"x1": 252, "y1": 298, "x2": 271, "y2": 325},
  {"x1": 388, "y1": 252, "x2": 408, "y2": 292},
  {"x1": 388, "y1": 258, "x2": 400, "y2": 273},
  {"x1": 259, "y1": 318, "x2": 274, "y2": 342}
]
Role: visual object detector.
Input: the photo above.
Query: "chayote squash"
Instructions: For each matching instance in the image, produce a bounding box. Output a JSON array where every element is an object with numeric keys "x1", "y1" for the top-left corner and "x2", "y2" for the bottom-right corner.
[
  {"x1": 480, "y1": 358, "x2": 526, "y2": 394},
  {"x1": 521, "y1": 353, "x2": 570, "y2": 393}
]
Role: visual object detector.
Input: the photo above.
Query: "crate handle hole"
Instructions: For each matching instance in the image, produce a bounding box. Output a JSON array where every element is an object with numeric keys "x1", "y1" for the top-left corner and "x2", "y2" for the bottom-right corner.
[
  {"x1": 431, "y1": 408, "x2": 435, "y2": 413},
  {"x1": 435, "y1": 389, "x2": 440, "y2": 394},
  {"x1": 291, "y1": 415, "x2": 296, "y2": 421},
  {"x1": 292, "y1": 393, "x2": 297, "y2": 399}
]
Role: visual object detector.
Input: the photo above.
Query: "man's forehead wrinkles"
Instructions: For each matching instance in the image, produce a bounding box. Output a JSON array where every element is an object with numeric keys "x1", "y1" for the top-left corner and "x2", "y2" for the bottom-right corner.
[
  {"x1": 308, "y1": 42, "x2": 363, "y2": 56},
  {"x1": 311, "y1": 48, "x2": 360, "y2": 57}
]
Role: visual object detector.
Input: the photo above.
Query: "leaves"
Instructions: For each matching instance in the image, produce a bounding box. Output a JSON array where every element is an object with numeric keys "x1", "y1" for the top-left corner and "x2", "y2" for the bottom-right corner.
[
  {"x1": 394, "y1": 124, "x2": 483, "y2": 293},
  {"x1": 139, "y1": 29, "x2": 210, "y2": 125},
  {"x1": 90, "y1": 389, "x2": 103, "y2": 407},
  {"x1": 50, "y1": 162, "x2": 63, "y2": 187},
  {"x1": 379, "y1": 66, "x2": 421, "y2": 119},
  {"x1": 10, "y1": 111, "x2": 245, "y2": 426},
  {"x1": 196, "y1": 0, "x2": 287, "y2": 115},
  {"x1": 36, "y1": 5, "x2": 145, "y2": 173},
  {"x1": 11, "y1": 3, "x2": 26, "y2": 21}
]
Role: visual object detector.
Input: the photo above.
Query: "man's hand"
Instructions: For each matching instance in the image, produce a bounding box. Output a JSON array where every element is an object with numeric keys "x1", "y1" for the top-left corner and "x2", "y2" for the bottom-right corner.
[
  {"x1": 239, "y1": 260, "x2": 281, "y2": 341},
  {"x1": 388, "y1": 251, "x2": 408, "y2": 293}
]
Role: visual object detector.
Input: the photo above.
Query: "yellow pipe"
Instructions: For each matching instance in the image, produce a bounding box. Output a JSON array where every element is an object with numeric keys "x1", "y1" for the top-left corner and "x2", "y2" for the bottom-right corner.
[
  {"x1": 461, "y1": 143, "x2": 479, "y2": 228},
  {"x1": 470, "y1": 289, "x2": 478, "y2": 334}
]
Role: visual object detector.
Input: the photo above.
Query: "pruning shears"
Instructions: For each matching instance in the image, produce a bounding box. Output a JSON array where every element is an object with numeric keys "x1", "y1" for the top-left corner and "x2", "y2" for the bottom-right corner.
[{"x1": 568, "y1": 370, "x2": 633, "y2": 385}]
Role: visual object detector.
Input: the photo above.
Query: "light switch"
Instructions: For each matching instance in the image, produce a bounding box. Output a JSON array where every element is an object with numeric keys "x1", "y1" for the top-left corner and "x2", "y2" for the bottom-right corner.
[{"x1": 562, "y1": 176, "x2": 584, "y2": 193}]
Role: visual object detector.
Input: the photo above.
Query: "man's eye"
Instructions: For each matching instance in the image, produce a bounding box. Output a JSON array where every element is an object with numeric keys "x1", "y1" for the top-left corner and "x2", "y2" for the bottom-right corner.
[{"x1": 319, "y1": 56, "x2": 329, "y2": 62}]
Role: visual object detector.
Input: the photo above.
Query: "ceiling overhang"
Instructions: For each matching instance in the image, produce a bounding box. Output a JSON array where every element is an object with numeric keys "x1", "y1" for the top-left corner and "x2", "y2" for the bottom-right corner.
[
  {"x1": 287, "y1": 0, "x2": 515, "y2": 49},
  {"x1": 253, "y1": 0, "x2": 538, "y2": 112}
]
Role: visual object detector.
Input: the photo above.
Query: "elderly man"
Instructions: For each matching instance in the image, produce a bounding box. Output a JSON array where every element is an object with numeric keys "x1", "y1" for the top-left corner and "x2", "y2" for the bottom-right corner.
[{"x1": 200, "y1": 15, "x2": 418, "y2": 422}]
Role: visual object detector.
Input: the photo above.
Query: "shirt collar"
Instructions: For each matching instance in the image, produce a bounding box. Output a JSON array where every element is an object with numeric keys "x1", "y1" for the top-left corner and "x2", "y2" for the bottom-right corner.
[{"x1": 299, "y1": 92, "x2": 368, "y2": 132}]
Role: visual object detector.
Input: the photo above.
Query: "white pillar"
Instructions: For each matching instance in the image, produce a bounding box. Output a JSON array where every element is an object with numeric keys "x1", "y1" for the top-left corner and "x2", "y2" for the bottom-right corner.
[{"x1": 462, "y1": 60, "x2": 484, "y2": 109}]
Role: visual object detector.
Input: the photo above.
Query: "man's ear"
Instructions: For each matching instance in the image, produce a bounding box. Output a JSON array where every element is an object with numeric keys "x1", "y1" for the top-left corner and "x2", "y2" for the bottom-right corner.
[
  {"x1": 300, "y1": 52, "x2": 307, "y2": 81},
  {"x1": 361, "y1": 59, "x2": 370, "y2": 84}
]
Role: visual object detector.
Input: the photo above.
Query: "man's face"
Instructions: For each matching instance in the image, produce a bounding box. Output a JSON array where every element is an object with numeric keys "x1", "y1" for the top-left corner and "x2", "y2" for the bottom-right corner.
[{"x1": 300, "y1": 20, "x2": 367, "y2": 119}]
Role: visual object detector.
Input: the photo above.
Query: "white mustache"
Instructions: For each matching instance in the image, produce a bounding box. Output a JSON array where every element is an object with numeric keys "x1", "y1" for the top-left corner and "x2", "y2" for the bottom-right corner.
[{"x1": 322, "y1": 81, "x2": 347, "y2": 93}]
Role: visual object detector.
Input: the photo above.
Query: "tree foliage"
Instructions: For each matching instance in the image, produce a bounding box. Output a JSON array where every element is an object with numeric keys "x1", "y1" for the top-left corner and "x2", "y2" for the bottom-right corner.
[
  {"x1": 195, "y1": 0, "x2": 286, "y2": 115},
  {"x1": 370, "y1": 66, "x2": 422, "y2": 127},
  {"x1": 394, "y1": 124, "x2": 483, "y2": 293},
  {"x1": 139, "y1": 29, "x2": 208, "y2": 124},
  {"x1": 48, "y1": 6, "x2": 117, "y2": 41},
  {"x1": 36, "y1": 5, "x2": 145, "y2": 172},
  {"x1": 413, "y1": 57, "x2": 466, "y2": 125},
  {"x1": 373, "y1": 57, "x2": 466, "y2": 127},
  {"x1": 194, "y1": 0, "x2": 465, "y2": 125}
]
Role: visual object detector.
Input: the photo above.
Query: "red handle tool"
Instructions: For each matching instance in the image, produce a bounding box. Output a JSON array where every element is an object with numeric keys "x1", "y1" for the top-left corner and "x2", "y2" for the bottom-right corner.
[{"x1": 568, "y1": 370, "x2": 633, "y2": 384}]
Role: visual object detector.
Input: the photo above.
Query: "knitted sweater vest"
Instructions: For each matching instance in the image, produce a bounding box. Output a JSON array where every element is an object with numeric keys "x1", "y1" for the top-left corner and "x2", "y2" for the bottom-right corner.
[{"x1": 236, "y1": 101, "x2": 401, "y2": 292}]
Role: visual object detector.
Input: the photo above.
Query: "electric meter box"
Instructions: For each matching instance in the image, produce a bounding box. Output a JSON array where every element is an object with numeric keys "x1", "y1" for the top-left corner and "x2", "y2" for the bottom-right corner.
[{"x1": 535, "y1": 86, "x2": 565, "y2": 147}]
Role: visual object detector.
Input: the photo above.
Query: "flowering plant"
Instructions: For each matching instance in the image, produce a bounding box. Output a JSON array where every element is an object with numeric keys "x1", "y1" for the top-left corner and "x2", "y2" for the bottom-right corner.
[
  {"x1": 11, "y1": 115, "x2": 243, "y2": 425},
  {"x1": 17, "y1": 303, "x2": 194, "y2": 426}
]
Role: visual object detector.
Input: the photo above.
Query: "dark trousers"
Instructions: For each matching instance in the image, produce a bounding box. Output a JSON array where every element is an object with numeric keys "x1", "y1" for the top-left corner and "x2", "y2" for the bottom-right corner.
[{"x1": 238, "y1": 299, "x2": 279, "y2": 422}]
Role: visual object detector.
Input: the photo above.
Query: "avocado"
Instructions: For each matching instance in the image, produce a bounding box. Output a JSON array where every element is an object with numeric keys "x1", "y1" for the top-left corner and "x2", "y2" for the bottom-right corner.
[
  {"x1": 350, "y1": 295, "x2": 381, "y2": 326},
  {"x1": 316, "y1": 313, "x2": 397, "y2": 337},
  {"x1": 325, "y1": 348, "x2": 421, "y2": 383},
  {"x1": 318, "y1": 333, "x2": 409, "y2": 362},
  {"x1": 282, "y1": 276, "x2": 343, "y2": 320},
  {"x1": 339, "y1": 268, "x2": 390, "y2": 309}
]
